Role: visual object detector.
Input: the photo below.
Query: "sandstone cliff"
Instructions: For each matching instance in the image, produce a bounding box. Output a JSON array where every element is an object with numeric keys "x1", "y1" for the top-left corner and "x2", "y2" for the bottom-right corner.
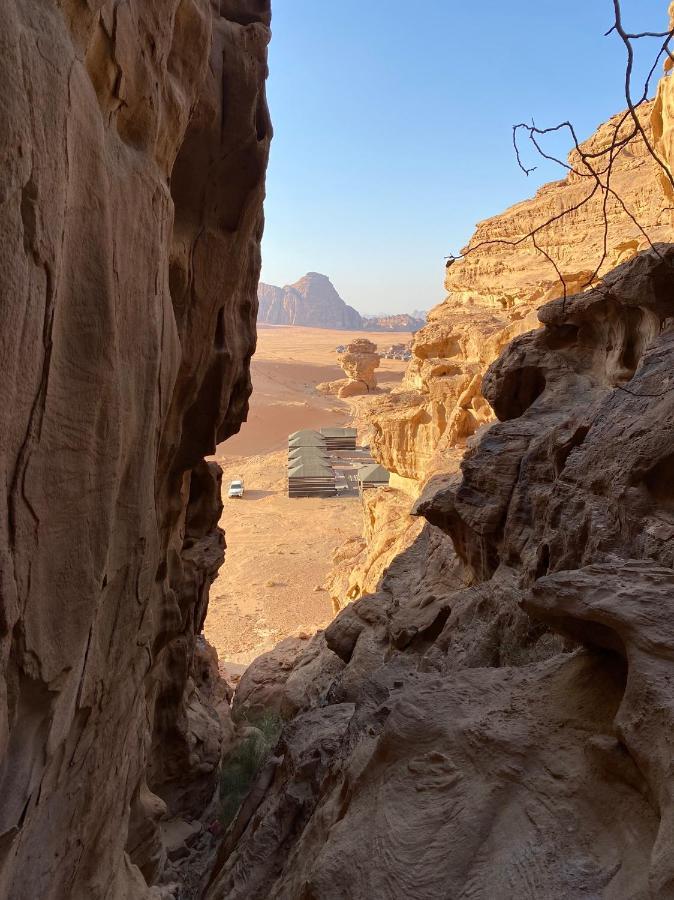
[
  {"x1": 369, "y1": 100, "x2": 671, "y2": 487},
  {"x1": 327, "y1": 101, "x2": 673, "y2": 616},
  {"x1": 258, "y1": 273, "x2": 363, "y2": 329},
  {"x1": 207, "y1": 71, "x2": 674, "y2": 900},
  {"x1": 0, "y1": 2, "x2": 270, "y2": 897},
  {"x1": 258, "y1": 273, "x2": 424, "y2": 331}
]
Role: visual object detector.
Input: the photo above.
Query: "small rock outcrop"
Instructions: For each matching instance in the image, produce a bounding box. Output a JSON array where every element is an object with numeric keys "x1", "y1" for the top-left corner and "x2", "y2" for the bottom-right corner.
[
  {"x1": 0, "y1": 2, "x2": 270, "y2": 897},
  {"x1": 337, "y1": 339, "x2": 381, "y2": 397},
  {"x1": 318, "y1": 338, "x2": 381, "y2": 398},
  {"x1": 258, "y1": 273, "x2": 424, "y2": 331}
]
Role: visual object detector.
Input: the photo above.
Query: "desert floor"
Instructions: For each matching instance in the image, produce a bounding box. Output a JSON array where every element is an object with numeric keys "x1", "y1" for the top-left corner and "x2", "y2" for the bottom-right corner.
[{"x1": 206, "y1": 325, "x2": 410, "y2": 677}]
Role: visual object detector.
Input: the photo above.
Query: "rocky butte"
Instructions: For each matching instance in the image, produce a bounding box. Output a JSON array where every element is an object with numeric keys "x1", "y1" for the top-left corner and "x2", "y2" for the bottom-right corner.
[
  {"x1": 258, "y1": 272, "x2": 426, "y2": 331},
  {"x1": 258, "y1": 272, "x2": 363, "y2": 330}
]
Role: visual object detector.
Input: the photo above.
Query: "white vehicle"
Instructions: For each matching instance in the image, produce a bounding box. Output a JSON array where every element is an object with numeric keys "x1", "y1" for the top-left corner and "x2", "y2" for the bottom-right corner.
[{"x1": 227, "y1": 478, "x2": 244, "y2": 499}]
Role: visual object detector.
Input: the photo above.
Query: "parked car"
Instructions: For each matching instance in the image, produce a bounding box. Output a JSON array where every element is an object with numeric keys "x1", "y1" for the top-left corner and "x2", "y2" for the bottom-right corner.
[{"x1": 227, "y1": 478, "x2": 244, "y2": 498}]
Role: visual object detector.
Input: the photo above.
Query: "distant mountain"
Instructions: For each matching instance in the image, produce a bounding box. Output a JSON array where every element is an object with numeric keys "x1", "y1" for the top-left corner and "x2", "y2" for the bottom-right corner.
[
  {"x1": 361, "y1": 314, "x2": 425, "y2": 332},
  {"x1": 258, "y1": 273, "x2": 424, "y2": 332},
  {"x1": 257, "y1": 273, "x2": 362, "y2": 330}
]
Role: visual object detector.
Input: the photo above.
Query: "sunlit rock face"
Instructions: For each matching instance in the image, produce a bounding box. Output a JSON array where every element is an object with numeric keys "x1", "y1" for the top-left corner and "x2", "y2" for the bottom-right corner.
[
  {"x1": 368, "y1": 101, "x2": 672, "y2": 487},
  {"x1": 207, "y1": 57, "x2": 674, "y2": 900},
  {"x1": 0, "y1": 2, "x2": 270, "y2": 897},
  {"x1": 326, "y1": 99, "x2": 673, "y2": 617},
  {"x1": 258, "y1": 272, "x2": 363, "y2": 329}
]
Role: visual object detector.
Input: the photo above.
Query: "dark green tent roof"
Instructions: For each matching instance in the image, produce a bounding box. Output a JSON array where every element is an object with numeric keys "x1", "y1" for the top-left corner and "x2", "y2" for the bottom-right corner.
[
  {"x1": 288, "y1": 430, "x2": 326, "y2": 448},
  {"x1": 357, "y1": 464, "x2": 389, "y2": 483}
]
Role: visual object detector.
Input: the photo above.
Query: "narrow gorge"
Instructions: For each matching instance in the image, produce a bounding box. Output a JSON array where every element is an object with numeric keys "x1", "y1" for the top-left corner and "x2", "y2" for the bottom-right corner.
[{"x1": 3, "y1": 2, "x2": 674, "y2": 900}]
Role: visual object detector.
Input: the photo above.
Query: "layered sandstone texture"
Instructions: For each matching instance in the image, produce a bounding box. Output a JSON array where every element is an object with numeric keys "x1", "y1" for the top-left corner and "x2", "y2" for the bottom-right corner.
[
  {"x1": 0, "y1": 2, "x2": 270, "y2": 898},
  {"x1": 369, "y1": 101, "x2": 672, "y2": 486},
  {"x1": 257, "y1": 272, "x2": 363, "y2": 329},
  {"x1": 327, "y1": 104, "x2": 673, "y2": 617},
  {"x1": 337, "y1": 338, "x2": 380, "y2": 397},
  {"x1": 207, "y1": 80, "x2": 674, "y2": 900}
]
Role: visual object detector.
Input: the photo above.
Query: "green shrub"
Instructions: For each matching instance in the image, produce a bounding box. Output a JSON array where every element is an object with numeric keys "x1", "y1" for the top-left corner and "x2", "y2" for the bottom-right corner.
[{"x1": 219, "y1": 710, "x2": 283, "y2": 826}]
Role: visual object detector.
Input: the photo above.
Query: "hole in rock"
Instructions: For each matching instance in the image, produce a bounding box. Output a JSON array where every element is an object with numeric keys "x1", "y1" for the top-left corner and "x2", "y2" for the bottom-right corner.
[
  {"x1": 544, "y1": 323, "x2": 579, "y2": 351},
  {"x1": 534, "y1": 544, "x2": 550, "y2": 579},
  {"x1": 492, "y1": 366, "x2": 547, "y2": 421},
  {"x1": 641, "y1": 453, "x2": 674, "y2": 503}
]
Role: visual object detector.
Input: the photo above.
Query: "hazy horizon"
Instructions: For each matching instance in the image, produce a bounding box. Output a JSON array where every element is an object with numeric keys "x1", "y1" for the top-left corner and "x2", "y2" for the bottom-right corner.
[{"x1": 260, "y1": 0, "x2": 667, "y2": 315}]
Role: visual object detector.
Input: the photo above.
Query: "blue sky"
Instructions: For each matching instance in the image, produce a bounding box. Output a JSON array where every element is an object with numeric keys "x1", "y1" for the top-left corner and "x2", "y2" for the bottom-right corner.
[{"x1": 260, "y1": 1, "x2": 669, "y2": 314}]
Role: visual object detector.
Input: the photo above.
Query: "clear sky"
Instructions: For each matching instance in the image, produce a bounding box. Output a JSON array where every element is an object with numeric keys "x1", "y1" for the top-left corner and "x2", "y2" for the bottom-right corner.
[{"x1": 260, "y1": 0, "x2": 669, "y2": 315}]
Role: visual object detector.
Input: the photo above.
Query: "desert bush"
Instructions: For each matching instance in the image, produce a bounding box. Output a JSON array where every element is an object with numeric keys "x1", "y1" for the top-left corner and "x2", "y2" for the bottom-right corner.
[{"x1": 219, "y1": 710, "x2": 283, "y2": 826}]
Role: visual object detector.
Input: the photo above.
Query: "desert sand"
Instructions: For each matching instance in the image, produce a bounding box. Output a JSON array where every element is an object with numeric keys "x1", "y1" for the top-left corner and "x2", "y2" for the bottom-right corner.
[{"x1": 206, "y1": 326, "x2": 411, "y2": 675}]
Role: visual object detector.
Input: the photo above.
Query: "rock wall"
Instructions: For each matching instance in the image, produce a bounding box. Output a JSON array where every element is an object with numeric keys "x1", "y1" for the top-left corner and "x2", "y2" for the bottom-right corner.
[
  {"x1": 258, "y1": 272, "x2": 363, "y2": 329},
  {"x1": 0, "y1": 2, "x2": 270, "y2": 898},
  {"x1": 369, "y1": 101, "x2": 671, "y2": 486},
  {"x1": 326, "y1": 99, "x2": 674, "y2": 613},
  {"x1": 207, "y1": 67, "x2": 674, "y2": 900}
]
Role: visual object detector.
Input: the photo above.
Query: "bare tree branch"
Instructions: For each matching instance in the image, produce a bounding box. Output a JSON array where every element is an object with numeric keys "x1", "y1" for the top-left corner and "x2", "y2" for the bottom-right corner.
[{"x1": 446, "y1": 1, "x2": 674, "y2": 317}]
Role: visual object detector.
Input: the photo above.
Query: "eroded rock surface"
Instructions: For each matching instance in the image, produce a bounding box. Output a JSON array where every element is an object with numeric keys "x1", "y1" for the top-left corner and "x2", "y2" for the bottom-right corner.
[
  {"x1": 369, "y1": 101, "x2": 671, "y2": 487},
  {"x1": 318, "y1": 338, "x2": 381, "y2": 398},
  {"x1": 211, "y1": 248, "x2": 674, "y2": 900},
  {"x1": 0, "y1": 2, "x2": 270, "y2": 897},
  {"x1": 324, "y1": 100, "x2": 673, "y2": 627}
]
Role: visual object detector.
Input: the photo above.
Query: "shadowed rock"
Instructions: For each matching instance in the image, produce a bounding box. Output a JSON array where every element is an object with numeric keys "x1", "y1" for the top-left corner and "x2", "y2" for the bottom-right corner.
[{"x1": 0, "y1": 2, "x2": 270, "y2": 896}]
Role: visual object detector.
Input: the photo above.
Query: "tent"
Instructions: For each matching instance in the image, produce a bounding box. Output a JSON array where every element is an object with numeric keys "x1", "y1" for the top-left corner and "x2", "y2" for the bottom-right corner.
[
  {"x1": 288, "y1": 430, "x2": 326, "y2": 448},
  {"x1": 357, "y1": 463, "x2": 389, "y2": 490},
  {"x1": 287, "y1": 451, "x2": 336, "y2": 498},
  {"x1": 288, "y1": 446, "x2": 330, "y2": 461},
  {"x1": 319, "y1": 427, "x2": 357, "y2": 451}
]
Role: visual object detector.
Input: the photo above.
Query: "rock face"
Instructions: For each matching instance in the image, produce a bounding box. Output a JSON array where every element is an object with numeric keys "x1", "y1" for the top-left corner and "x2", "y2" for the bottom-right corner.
[
  {"x1": 258, "y1": 273, "x2": 424, "y2": 331},
  {"x1": 0, "y1": 2, "x2": 270, "y2": 898},
  {"x1": 337, "y1": 338, "x2": 380, "y2": 397},
  {"x1": 326, "y1": 102, "x2": 674, "y2": 617},
  {"x1": 208, "y1": 72, "x2": 674, "y2": 900},
  {"x1": 369, "y1": 101, "x2": 671, "y2": 486},
  {"x1": 258, "y1": 273, "x2": 362, "y2": 329}
]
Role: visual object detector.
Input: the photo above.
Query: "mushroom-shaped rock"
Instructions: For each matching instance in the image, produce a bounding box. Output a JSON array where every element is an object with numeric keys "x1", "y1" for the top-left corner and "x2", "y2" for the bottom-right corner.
[{"x1": 337, "y1": 339, "x2": 380, "y2": 397}]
